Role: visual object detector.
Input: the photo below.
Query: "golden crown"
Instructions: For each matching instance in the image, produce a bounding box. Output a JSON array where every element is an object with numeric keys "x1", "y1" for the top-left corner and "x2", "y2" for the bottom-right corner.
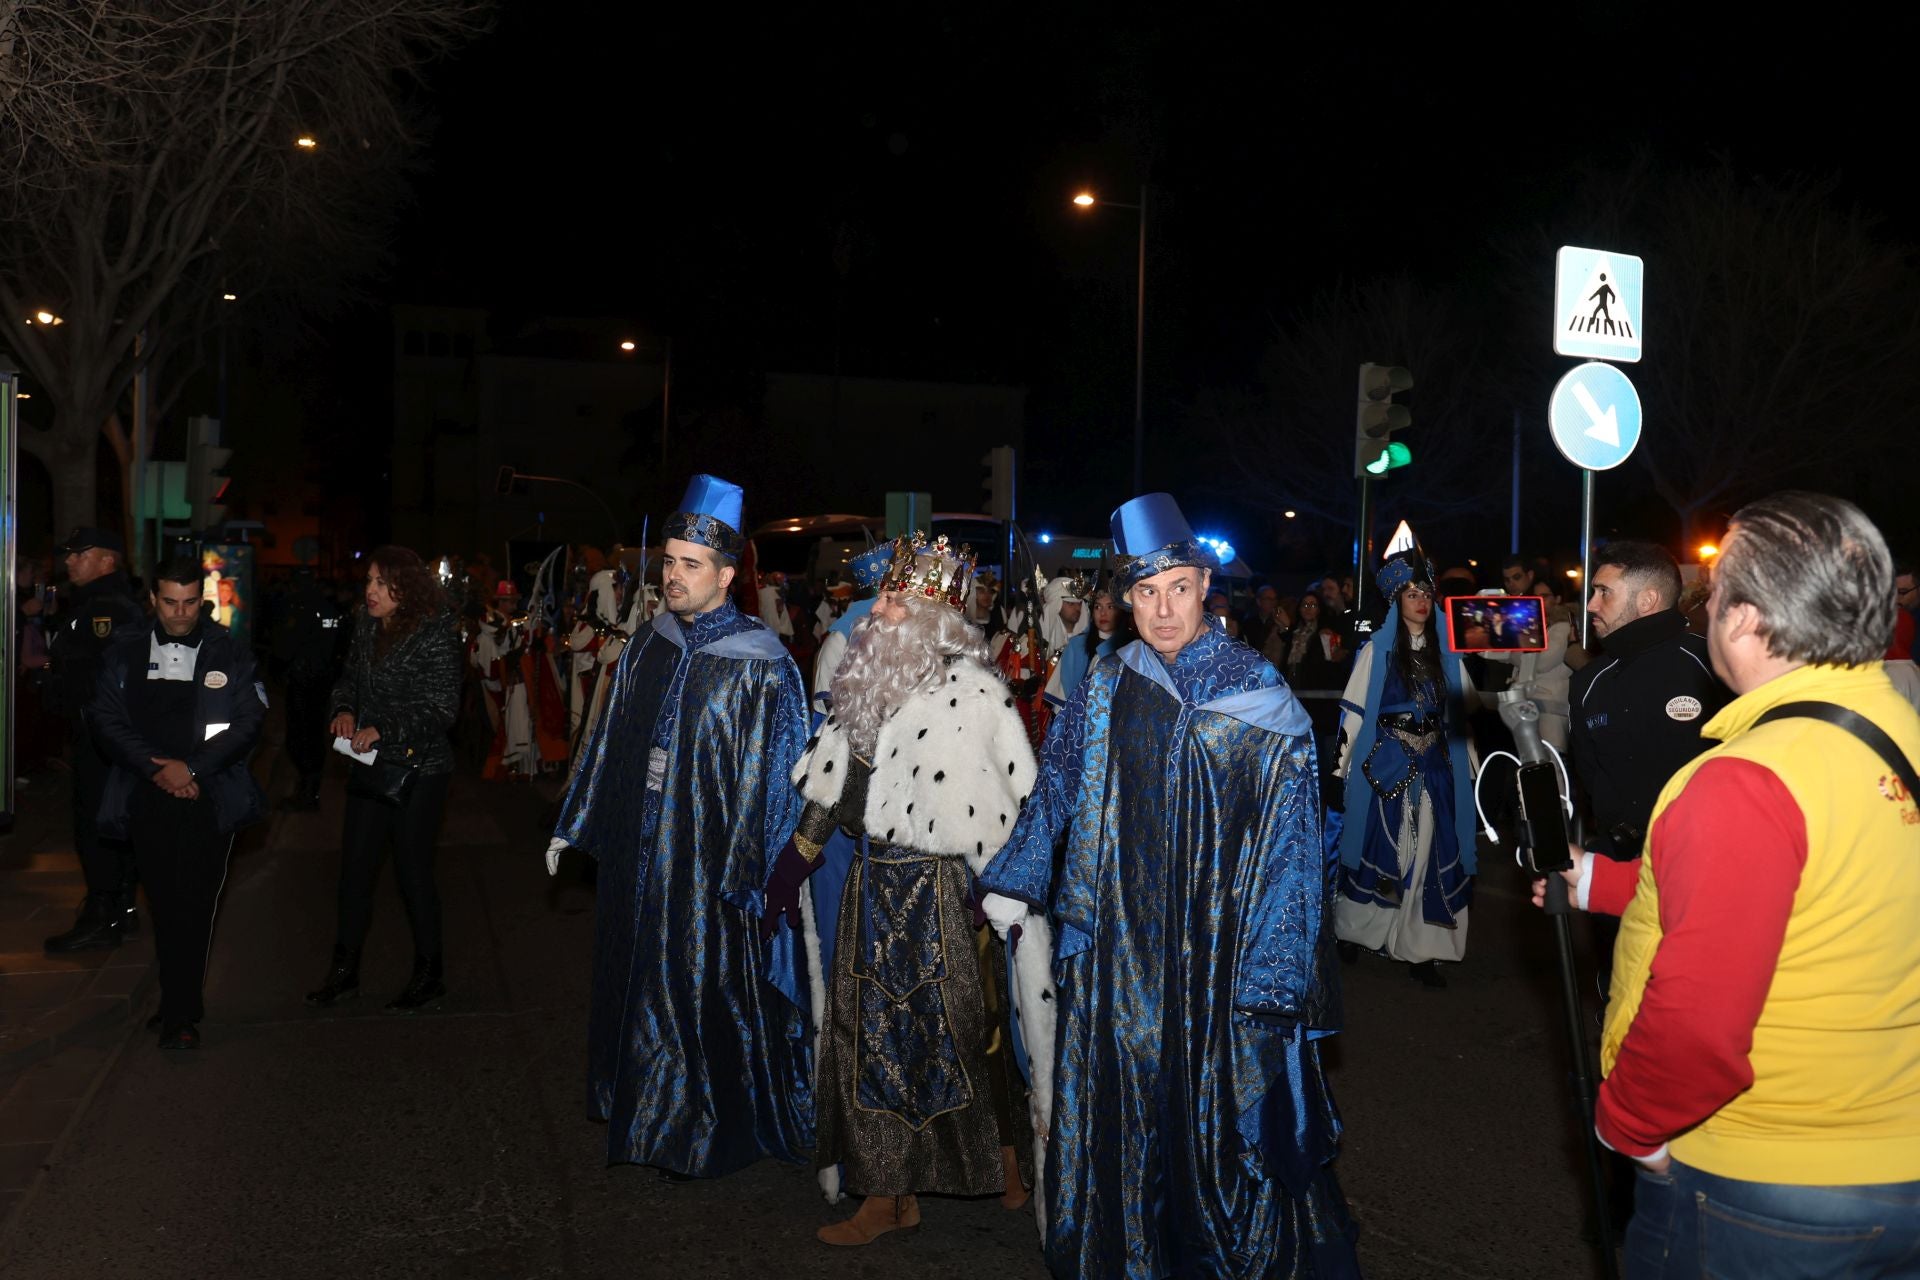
[{"x1": 878, "y1": 532, "x2": 978, "y2": 613}]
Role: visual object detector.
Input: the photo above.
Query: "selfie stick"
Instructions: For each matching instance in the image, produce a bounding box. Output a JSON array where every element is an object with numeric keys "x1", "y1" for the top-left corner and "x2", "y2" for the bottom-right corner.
[{"x1": 1498, "y1": 661, "x2": 1618, "y2": 1280}]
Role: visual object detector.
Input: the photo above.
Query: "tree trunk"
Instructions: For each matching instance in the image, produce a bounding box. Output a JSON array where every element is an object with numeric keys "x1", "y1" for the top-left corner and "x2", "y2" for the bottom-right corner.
[{"x1": 30, "y1": 415, "x2": 103, "y2": 544}]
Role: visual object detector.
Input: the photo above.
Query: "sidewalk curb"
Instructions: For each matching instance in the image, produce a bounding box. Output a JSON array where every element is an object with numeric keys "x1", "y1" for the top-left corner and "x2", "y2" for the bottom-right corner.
[
  {"x1": 0, "y1": 740, "x2": 292, "y2": 1075},
  {"x1": 0, "y1": 988, "x2": 148, "y2": 1254},
  {"x1": 0, "y1": 960, "x2": 157, "y2": 1075}
]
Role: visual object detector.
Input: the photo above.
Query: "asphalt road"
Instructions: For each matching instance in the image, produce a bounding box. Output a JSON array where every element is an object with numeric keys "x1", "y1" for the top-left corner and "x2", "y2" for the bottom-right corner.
[{"x1": 3, "y1": 767, "x2": 1613, "y2": 1279}]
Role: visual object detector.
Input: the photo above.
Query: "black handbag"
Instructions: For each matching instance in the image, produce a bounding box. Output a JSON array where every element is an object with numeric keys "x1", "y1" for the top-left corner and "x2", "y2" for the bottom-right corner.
[{"x1": 347, "y1": 745, "x2": 421, "y2": 806}]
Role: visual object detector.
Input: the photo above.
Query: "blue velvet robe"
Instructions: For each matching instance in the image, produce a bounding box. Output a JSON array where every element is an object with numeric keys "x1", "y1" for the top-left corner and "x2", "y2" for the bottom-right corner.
[
  {"x1": 981, "y1": 626, "x2": 1359, "y2": 1279},
  {"x1": 555, "y1": 601, "x2": 813, "y2": 1175}
]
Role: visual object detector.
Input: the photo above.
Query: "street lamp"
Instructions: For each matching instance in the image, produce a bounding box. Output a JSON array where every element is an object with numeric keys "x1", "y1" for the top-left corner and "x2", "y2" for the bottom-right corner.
[
  {"x1": 617, "y1": 336, "x2": 674, "y2": 468},
  {"x1": 29, "y1": 310, "x2": 62, "y2": 326},
  {"x1": 1072, "y1": 186, "x2": 1148, "y2": 492},
  {"x1": 295, "y1": 135, "x2": 318, "y2": 150}
]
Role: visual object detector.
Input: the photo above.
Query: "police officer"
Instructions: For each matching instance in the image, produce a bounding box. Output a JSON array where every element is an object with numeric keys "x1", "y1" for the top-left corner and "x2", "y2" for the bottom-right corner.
[
  {"x1": 273, "y1": 566, "x2": 345, "y2": 810},
  {"x1": 1568, "y1": 539, "x2": 1729, "y2": 1238},
  {"x1": 90, "y1": 557, "x2": 267, "y2": 1048},
  {"x1": 1570, "y1": 541, "x2": 1729, "y2": 862},
  {"x1": 43, "y1": 526, "x2": 145, "y2": 953}
]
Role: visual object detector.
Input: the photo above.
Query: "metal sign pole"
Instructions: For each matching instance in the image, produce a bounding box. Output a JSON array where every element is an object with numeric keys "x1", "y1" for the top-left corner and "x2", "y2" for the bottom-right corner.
[{"x1": 1580, "y1": 468, "x2": 1595, "y2": 650}]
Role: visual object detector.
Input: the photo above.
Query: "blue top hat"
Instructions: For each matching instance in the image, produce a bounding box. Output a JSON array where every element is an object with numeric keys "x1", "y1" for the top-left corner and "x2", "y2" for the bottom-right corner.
[
  {"x1": 663, "y1": 473, "x2": 746, "y2": 559},
  {"x1": 847, "y1": 544, "x2": 892, "y2": 591},
  {"x1": 1109, "y1": 492, "x2": 1216, "y2": 599}
]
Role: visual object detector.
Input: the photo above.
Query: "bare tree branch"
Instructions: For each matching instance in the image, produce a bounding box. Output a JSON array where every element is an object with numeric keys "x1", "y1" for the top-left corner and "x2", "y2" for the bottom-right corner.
[{"x1": 0, "y1": 0, "x2": 490, "y2": 542}]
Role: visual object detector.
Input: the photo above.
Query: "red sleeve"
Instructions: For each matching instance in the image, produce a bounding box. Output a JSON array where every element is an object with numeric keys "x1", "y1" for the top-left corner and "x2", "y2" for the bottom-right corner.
[
  {"x1": 1587, "y1": 855, "x2": 1642, "y2": 916},
  {"x1": 1595, "y1": 759, "x2": 1807, "y2": 1158}
]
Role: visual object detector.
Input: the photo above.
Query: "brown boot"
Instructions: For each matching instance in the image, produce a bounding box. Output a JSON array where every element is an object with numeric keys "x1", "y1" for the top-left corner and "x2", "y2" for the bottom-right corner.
[
  {"x1": 998, "y1": 1144, "x2": 1030, "y2": 1211},
  {"x1": 816, "y1": 1194, "x2": 921, "y2": 1246}
]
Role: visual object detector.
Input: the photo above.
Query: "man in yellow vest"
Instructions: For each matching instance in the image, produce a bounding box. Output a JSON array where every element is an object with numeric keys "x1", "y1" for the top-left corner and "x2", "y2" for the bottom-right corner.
[{"x1": 1542, "y1": 491, "x2": 1920, "y2": 1277}]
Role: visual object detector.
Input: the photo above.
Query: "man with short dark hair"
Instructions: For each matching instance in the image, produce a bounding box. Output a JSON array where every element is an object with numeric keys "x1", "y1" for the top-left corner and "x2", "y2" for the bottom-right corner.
[
  {"x1": 1569, "y1": 540, "x2": 1726, "y2": 862},
  {"x1": 1243, "y1": 583, "x2": 1282, "y2": 651},
  {"x1": 90, "y1": 557, "x2": 268, "y2": 1049},
  {"x1": 1896, "y1": 560, "x2": 1917, "y2": 622},
  {"x1": 1500, "y1": 554, "x2": 1538, "y2": 597},
  {"x1": 43, "y1": 526, "x2": 145, "y2": 952},
  {"x1": 548, "y1": 474, "x2": 813, "y2": 1180},
  {"x1": 1550, "y1": 494, "x2": 1920, "y2": 1275}
]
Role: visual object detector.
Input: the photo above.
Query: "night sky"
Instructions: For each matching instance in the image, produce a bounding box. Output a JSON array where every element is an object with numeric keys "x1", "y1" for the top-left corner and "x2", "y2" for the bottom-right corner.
[{"x1": 375, "y1": 3, "x2": 1920, "y2": 566}]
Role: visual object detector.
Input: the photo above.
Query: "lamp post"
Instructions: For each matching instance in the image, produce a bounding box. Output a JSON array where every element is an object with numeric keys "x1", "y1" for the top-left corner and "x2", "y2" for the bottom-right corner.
[
  {"x1": 1073, "y1": 186, "x2": 1147, "y2": 493},
  {"x1": 617, "y1": 336, "x2": 673, "y2": 470}
]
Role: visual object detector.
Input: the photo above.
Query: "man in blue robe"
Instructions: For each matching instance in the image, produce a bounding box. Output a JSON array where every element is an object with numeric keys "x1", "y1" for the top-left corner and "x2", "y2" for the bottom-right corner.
[
  {"x1": 549, "y1": 475, "x2": 813, "y2": 1179},
  {"x1": 980, "y1": 493, "x2": 1359, "y2": 1279}
]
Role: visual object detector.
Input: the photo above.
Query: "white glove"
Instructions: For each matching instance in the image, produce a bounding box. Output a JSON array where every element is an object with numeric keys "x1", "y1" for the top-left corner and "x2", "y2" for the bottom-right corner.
[
  {"x1": 545, "y1": 836, "x2": 569, "y2": 876},
  {"x1": 980, "y1": 892, "x2": 1028, "y2": 938}
]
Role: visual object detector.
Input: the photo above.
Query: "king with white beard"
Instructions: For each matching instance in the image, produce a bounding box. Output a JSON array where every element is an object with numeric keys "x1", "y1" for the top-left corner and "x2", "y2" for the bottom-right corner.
[{"x1": 762, "y1": 532, "x2": 1052, "y2": 1247}]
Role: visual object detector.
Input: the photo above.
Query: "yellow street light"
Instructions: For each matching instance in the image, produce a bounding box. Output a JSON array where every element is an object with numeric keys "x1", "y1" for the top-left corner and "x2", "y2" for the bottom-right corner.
[
  {"x1": 31, "y1": 309, "x2": 62, "y2": 325},
  {"x1": 295, "y1": 135, "x2": 318, "y2": 150},
  {"x1": 222, "y1": 292, "x2": 237, "y2": 302},
  {"x1": 1565, "y1": 567, "x2": 1581, "y2": 579},
  {"x1": 619, "y1": 340, "x2": 636, "y2": 352},
  {"x1": 1072, "y1": 192, "x2": 1096, "y2": 207},
  {"x1": 1698, "y1": 543, "x2": 1719, "y2": 561},
  {"x1": 16, "y1": 392, "x2": 29, "y2": 400},
  {"x1": 1283, "y1": 509, "x2": 1297, "y2": 519}
]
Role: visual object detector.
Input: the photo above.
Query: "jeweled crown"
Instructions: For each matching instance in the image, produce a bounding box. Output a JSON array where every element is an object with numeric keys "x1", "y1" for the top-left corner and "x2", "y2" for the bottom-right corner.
[{"x1": 877, "y1": 532, "x2": 978, "y2": 613}]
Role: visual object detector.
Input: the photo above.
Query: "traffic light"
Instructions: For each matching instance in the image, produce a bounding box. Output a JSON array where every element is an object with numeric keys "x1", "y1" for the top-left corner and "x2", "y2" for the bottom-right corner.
[
  {"x1": 186, "y1": 415, "x2": 232, "y2": 530},
  {"x1": 1354, "y1": 364, "x2": 1413, "y2": 477},
  {"x1": 981, "y1": 445, "x2": 1015, "y2": 520}
]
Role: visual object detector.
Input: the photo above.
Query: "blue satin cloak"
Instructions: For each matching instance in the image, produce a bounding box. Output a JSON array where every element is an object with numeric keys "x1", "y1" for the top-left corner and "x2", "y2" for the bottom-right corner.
[
  {"x1": 1045, "y1": 632, "x2": 1121, "y2": 710},
  {"x1": 982, "y1": 627, "x2": 1360, "y2": 1279},
  {"x1": 556, "y1": 604, "x2": 814, "y2": 1175}
]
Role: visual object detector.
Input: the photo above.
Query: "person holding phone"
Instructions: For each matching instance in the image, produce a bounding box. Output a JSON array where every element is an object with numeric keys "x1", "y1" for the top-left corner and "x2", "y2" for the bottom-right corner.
[
  {"x1": 305, "y1": 546, "x2": 462, "y2": 1012},
  {"x1": 1333, "y1": 533, "x2": 1479, "y2": 987}
]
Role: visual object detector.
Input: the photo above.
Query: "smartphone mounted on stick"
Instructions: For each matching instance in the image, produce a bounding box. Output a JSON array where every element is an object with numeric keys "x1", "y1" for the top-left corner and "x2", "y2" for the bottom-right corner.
[{"x1": 1444, "y1": 595, "x2": 1547, "y2": 653}]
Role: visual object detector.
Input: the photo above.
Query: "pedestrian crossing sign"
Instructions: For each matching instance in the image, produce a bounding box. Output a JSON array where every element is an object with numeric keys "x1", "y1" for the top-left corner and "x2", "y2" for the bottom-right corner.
[{"x1": 1554, "y1": 245, "x2": 1643, "y2": 363}]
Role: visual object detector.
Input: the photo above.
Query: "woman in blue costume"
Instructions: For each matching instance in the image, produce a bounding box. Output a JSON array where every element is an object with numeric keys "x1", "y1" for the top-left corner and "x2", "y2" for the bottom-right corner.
[
  {"x1": 1042, "y1": 582, "x2": 1132, "y2": 711},
  {"x1": 980, "y1": 493, "x2": 1359, "y2": 1280},
  {"x1": 1333, "y1": 529, "x2": 1479, "y2": 988}
]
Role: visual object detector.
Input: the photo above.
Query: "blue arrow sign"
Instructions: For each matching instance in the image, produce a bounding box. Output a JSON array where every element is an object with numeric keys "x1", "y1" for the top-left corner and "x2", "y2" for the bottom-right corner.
[{"x1": 1548, "y1": 362, "x2": 1642, "y2": 471}]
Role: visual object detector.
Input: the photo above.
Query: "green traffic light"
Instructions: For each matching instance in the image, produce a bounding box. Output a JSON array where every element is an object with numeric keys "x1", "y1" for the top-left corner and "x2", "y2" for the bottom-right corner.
[{"x1": 1365, "y1": 441, "x2": 1413, "y2": 476}]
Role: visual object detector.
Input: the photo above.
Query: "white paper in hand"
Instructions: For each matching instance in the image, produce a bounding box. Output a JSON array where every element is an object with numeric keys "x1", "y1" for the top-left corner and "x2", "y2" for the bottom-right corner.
[{"x1": 332, "y1": 735, "x2": 379, "y2": 765}]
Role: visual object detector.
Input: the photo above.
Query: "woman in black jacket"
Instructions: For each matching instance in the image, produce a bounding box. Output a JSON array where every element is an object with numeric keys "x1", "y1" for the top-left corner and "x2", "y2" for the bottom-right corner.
[{"x1": 306, "y1": 546, "x2": 463, "y2": 1011}]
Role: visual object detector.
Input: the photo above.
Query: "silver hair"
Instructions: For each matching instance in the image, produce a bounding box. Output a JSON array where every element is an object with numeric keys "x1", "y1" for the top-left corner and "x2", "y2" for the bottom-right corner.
[
  {"x1": 832, "y1": 596, "x2": 994, "y2": 756},
  {"x1": 1717, "y1": 491, "x2": 1895, "y2": 667}
]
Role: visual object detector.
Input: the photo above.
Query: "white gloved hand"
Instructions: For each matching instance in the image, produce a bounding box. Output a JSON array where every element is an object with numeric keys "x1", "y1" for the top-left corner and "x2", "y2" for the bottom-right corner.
[
  {"x1": 980, "y1": 892, "x2": 1028, "y2": 938},
  {"x1": 546, "y1": 836, "x2": 569, "y2": 877}
]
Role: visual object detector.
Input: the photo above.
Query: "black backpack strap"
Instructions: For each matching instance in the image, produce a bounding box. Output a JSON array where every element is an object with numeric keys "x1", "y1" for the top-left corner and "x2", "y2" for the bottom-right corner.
[{"x1": 1755, "y1": 701, "x2": 1920, "y2": 801}]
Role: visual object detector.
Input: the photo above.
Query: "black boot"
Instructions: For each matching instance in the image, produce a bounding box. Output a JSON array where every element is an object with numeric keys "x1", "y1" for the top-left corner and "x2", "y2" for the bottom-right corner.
[
  {"x1": 279, "y1": 774, "x2": 321, "y2": 812},
  {"x1": 384, "y1": 955, "x2": 445, "y2": 1013},
  {"x1": 304, "y1": 945, "x2": 362, "y2": 1006},
  {"x1": 44, "y1": 894, "x2": 124, "y2": 954}
]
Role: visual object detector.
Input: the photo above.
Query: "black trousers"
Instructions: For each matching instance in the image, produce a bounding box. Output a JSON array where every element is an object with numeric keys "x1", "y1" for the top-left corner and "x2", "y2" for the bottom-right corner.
[
  {"x1": 129, "y1": 788, "x2": 231, "y2": 1024},
  {"x1": 336, "y1": 771, "x2": 451, "y2": 959},
  {"x1": 71, "y1": 728, "x2": 134, "y2": 899},
  {"x1": 283, "y1": 674, "x2": 332, "y2": 782}
]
